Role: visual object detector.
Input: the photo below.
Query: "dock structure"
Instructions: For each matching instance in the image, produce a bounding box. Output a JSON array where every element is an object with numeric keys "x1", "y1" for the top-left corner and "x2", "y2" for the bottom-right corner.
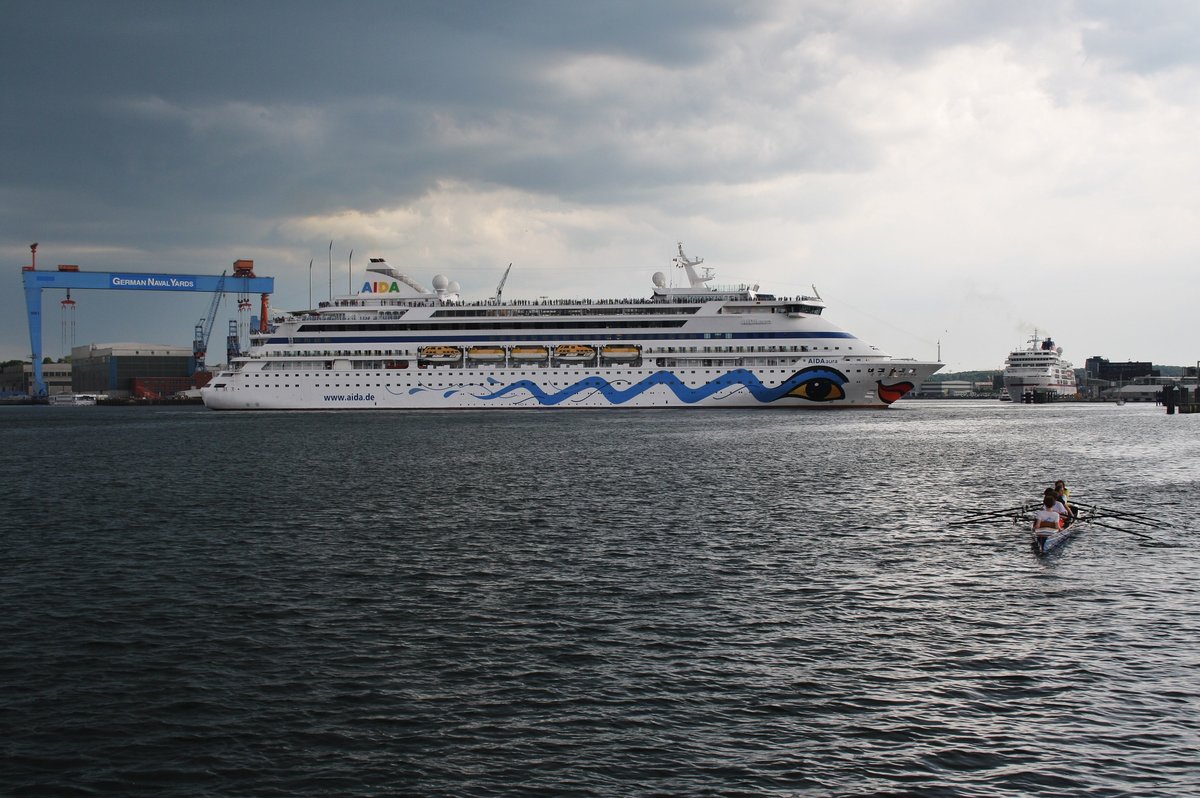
[
  {"x1": 1021, "y1": 389, "x2": 1061, "y2": 404},
  {"x1": 20, "y1": 245, "x2": 273, "y2": 397},
  {"x1": 1163, "y1": 384, "x2": 1200, "y2": 414}
]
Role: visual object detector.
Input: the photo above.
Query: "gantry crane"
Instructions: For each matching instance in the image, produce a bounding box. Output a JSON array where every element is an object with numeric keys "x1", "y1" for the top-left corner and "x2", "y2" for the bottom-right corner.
[{"x1": 20, "y1": 247, "x2": 274, "y2": 396}]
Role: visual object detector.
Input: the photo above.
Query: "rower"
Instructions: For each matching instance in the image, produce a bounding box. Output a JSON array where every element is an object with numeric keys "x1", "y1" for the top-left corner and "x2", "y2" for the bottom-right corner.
[
  {"x1": 1054, "y1": 480, "x2": 1077, "y2": 520},
  {"x1": 1043, "y1": 487, "x2": 1071, "y2": 527},
  {"x1": 1033, "y1": 494, "x2": 1063, "y2": 534}
]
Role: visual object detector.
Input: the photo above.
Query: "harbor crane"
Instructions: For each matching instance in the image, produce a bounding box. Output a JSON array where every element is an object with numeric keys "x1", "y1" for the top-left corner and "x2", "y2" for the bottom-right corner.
[
  {"x1": 192, "y1": 270, "x2": 227, "y2": 373},
  {"x1": 20, "y1": 246, "x2": 274, "y2": 396}
]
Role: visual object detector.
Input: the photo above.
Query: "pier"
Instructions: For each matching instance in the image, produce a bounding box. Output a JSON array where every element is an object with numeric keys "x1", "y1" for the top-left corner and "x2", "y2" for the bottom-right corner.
[{"x1": 1162, "y1": 384, "x2": 1200, "y2": 414}]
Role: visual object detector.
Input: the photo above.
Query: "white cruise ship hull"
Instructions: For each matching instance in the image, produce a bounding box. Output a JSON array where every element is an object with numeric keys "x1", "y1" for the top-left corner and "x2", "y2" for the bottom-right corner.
[
  {"x1": 202, "y1": 246, "x2": 942, "y2": 411},
  {"x1": 204, "y1": 360, "x2": 941, "y2": 410},
  {"x1": 1002, "y1": 379, "x2": 1077, "y2": 403}
]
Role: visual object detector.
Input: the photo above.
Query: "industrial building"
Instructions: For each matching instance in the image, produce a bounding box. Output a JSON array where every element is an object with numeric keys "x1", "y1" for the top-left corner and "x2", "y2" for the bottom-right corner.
[
  {"x1": 916, "y1": 380, "x2": 995, "y2": 398},
  {"x1": 70, "y1": 343, "x2": 195, "y2": 397},
  {"x1": 1084, "y1": 356, "x2": 1157, "y2": 382},
  {"x1": 0, "y1": 361, "x2": 72, "y2": 397}
]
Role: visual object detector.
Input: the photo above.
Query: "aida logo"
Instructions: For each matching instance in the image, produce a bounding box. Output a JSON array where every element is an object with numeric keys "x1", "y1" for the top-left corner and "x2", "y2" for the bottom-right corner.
[{"x1": 360, "y1": 281, "x2": 402, "y2": 293}]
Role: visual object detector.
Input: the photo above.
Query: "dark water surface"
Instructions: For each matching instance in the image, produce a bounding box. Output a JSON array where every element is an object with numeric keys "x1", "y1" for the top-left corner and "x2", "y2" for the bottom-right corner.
[{"x1": 2, "y1": 401, "x2": 1198, "y2": 796}]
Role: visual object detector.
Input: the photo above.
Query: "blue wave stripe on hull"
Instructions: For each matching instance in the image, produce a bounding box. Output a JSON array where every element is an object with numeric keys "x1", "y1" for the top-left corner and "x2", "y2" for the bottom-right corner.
[{"x1": 473, "y1": 367, "x2": 845, "y2": 406}]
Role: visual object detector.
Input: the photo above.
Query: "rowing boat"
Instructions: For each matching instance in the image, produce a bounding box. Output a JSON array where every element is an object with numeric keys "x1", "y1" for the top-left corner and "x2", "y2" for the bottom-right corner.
[{"x1": 1031, "y1": 508, "x2": 1094, "y2": 555}]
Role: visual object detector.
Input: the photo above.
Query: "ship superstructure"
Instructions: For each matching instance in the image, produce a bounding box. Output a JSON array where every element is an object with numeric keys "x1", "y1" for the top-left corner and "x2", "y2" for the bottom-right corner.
[
  {"x1": 202, "y1": 245, "x2": 943, "y2": 410},
  {"x1": 1002, "y1": 332, "x2": 1078, "y2": 402}
]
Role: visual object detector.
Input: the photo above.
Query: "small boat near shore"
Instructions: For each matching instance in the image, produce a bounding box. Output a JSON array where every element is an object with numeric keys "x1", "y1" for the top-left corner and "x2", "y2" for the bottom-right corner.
[{"x1": 48, "y1": 393, "x2": 99, "y2": 406}]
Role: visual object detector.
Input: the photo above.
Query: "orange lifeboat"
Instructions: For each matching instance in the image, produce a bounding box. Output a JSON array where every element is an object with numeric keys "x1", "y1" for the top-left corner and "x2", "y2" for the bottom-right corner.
[
  {"x1": 601, "y1": 345, "x2": 641, "y2": 360},
  {"x1": 510, "y1": 346, "x2": 549, "y2": 361},
  {"x1": 554, "y1": 344, "x2": 596, "y2": 361},
  {"x1": 419, "y1": 345, "x2": 462, "y2": 362}
]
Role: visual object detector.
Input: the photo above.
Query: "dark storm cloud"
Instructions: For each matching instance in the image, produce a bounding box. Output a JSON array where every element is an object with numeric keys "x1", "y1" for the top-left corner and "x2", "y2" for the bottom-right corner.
[
  {"x1": 5, "y1": 0, "x2": 1185, "y2": 251},
  {"x1": 6, "y1": 1, "x2": 1200, "y2": 369},
  {"x1": 3, "y1": 0, "x2": 769, "y2": 245}
]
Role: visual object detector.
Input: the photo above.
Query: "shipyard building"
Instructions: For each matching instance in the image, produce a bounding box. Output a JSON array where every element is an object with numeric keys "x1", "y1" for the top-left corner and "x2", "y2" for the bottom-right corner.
[
  {"x1": 70, "y1": 343, "x2": 195, "y2": 397},
  {"x1": 0, "y1": 362, "x2": 72, "y2": 397},
  {"x1": 3, "y1": 343, "x2": 198, "y2": 398}
]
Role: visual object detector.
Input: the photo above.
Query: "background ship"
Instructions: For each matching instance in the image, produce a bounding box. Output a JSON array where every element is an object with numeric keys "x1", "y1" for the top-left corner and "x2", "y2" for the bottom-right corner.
[{"x1": 1002, "y1": 332, "x2": 1077, "y2": 402}]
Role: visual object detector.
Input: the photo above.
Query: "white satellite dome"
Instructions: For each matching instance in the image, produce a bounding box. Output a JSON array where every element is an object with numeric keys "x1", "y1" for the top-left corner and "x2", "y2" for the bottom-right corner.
[
  {"x1": 652, "y1": 271, "x2": 667, "y2": 288},
  {"x1": 431, "y1": 274, "x2": 449, "y2": 291},
  {"x1": 447, "y1": 280, "x2": 461, "y2": 293}
]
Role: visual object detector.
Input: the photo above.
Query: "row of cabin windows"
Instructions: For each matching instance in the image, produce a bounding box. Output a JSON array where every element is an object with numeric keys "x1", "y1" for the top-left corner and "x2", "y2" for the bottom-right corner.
[
  {"x1": 293, "y1": 304, "x2": 819, "y2": 328},
  {"x1": 282, "y1": 330, "x2": 842, "y2": 344},
  {"x1": 259, "y1": 344, "x2": 848, "y2": 364},
  {"x1": 232, "y1": 364, "x2": 918, "y2": 389}
]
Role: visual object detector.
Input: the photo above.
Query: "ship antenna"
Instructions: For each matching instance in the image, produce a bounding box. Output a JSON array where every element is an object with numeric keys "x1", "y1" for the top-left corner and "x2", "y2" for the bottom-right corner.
[{"x1": 673, "y1": 242, "x2": 712, "y2": 289}]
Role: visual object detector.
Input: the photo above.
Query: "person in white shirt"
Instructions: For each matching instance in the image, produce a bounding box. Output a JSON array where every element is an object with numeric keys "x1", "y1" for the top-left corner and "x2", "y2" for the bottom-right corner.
[
  {"x1": 1033, "y1": 494, "x2": 1064, "y2": 533},
  {"x1": 1043, "y1": 488, "x2": 1070, "y2": 525}
]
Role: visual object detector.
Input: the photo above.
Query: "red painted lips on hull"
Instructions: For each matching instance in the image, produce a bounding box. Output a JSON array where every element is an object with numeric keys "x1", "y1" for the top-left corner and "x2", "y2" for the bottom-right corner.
[{"x1": 877, "y1": 381, "x2": 915, "y2": 405}]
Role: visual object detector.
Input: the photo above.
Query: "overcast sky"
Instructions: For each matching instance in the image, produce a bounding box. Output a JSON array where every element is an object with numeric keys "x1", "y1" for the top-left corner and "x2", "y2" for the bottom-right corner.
[{"x1": 4, "y1": 1, "x2": 1199, "y2": 371}]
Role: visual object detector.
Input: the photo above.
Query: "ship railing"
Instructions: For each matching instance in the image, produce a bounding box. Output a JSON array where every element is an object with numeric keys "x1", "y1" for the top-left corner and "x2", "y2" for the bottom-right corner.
[{"x1": 313, "y1": 293, "x2": 817, "y2": 311}]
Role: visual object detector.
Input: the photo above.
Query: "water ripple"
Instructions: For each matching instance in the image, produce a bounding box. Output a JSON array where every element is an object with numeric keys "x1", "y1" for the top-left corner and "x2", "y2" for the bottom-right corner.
[{"x1": 1, "y1": 402, "x2": 1198, "y2": 796}]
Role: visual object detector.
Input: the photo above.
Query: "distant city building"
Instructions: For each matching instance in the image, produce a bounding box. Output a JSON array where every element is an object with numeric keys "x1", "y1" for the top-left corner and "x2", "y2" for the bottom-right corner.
[
  {"x1": 1108, "y1": 376, "x2": 1175, "y2": 402},
  {"x1": 918, "y1": 380, "x2": 994, "y2": 397},
  {"x1": 1085, "y1": 356, "x2": 1156, "y2": 382},
  {"x1": 0, "y1": 361, "x2": 72, "y2": 396},
  {"x1": 70, "y1": 343, "x2": 194, "y2": 397}
]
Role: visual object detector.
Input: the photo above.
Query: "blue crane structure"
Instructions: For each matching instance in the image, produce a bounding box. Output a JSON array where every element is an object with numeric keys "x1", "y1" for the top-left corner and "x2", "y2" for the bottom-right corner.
[
  {"x1": 192, "y1": 270, "x2": 228, "y2": 373},
  {"x1": 20, "y1": 246, "x2": 274, "y2": 397}
]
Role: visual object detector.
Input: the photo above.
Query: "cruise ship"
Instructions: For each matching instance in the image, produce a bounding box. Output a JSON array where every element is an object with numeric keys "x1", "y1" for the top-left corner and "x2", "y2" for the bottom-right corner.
[
  {"x1": 202, "y1": 245, "x2": 943, "y2": 410},
  {"x1": 1002, "y1": 332, "x2": 1078, "y2": 401}
]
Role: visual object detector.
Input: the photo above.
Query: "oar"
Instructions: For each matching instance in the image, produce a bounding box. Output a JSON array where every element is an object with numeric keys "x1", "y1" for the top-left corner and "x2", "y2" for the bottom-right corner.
[
  {"x1": 1074, "y1": 502, "x2": 1157, "y2": 523},
  {"x1": 948, "y1": 509, "x2": 1030, "y2": 527},
  {"x1": 1088, "y1": 519, "x2": 1157, "y2": 541},
  {"x1": 1092, "y1": 515, "x2": 1156, "y2": 528},
  {"x1": 950, "y1": 505, "x2": 1030, "y2": 522},
  {"x1": 1087, "y1": 509, "x2": 1157, "y2": 527}
]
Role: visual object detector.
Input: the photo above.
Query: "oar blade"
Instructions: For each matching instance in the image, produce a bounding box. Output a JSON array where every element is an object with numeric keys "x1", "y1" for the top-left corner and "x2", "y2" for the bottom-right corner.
[{"x1": 1088, "y1": 519, "x2": 1157, "y2": 541}]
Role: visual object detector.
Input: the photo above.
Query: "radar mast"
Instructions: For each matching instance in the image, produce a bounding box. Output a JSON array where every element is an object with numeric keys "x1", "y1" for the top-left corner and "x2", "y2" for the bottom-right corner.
[{"x1": 673, "y1": 243, "x2": 714, "y2": 289}]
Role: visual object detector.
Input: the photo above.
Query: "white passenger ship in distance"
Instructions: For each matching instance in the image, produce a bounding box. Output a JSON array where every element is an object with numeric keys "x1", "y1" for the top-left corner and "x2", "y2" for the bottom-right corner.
[
  {"x1": 1002, "y1": 332, "x2": 1078, "y2": 401},
  {"x1": 202, "y1": 245, "x2": 943, "y2": 410}
]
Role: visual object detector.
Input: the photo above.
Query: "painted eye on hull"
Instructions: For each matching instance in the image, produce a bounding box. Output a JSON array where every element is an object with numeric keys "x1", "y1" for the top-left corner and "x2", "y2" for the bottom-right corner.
[{"x1": 786, "y1": 367, "x2": 847, "y2": 402}]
